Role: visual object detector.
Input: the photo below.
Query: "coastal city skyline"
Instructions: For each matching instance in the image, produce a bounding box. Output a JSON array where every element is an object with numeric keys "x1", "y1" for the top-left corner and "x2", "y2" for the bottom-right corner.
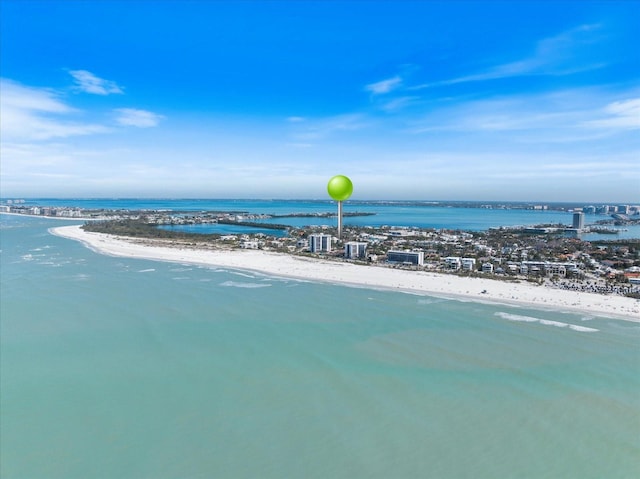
[{"x1": 1, "y1": 1, "x2": 639, "y2": 201}]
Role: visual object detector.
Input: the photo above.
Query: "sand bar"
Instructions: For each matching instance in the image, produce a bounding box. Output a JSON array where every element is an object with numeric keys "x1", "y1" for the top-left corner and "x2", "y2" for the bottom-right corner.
[{"x1": 51, "y1": 225, "x2": 640, "y2": 321}]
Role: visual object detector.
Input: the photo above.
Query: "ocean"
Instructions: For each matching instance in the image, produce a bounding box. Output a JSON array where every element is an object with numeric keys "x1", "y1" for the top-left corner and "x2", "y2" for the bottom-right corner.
[{"x1": 1, "y1": 209, "x2": 639, "y2": 478}]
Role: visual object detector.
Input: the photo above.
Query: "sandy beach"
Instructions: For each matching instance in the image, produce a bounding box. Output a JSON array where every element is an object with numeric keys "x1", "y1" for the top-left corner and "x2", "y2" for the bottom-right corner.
[{"x1": 51, "y1": 225, "x2": 640, "y2": 321}]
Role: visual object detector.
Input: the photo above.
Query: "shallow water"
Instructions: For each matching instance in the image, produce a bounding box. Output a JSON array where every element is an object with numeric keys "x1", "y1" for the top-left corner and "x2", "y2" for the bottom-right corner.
[{"x1": 1, "y1": 214, "x2": 639, "y2": 478}]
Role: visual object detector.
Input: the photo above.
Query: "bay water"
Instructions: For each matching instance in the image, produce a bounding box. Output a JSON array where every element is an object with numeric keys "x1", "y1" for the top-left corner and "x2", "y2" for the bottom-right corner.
[
  {"x1": 9, "y1": 198, "x2": 640, "y2": 239},
  {"x1": 1, "y1": 213, "x2": 639, "y2": 478}
]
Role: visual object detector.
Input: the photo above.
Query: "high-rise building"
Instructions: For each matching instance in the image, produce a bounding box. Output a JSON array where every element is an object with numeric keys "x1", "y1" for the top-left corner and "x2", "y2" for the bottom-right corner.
[
  {"x1": 309, "y1": 234, "x2": 332, "y2": 253},
  {"x1": 572, "y1": 212, "x2": 585, "y2": 230},
  {"x1": 344, "y1": 242, "x2": 367, "y2": 259}
]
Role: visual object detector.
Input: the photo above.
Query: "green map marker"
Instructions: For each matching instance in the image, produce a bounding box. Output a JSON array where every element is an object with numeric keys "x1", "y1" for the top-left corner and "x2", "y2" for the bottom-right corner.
[
  {"x1": 327, "y1": 175, "x2": 353, "y2": 202},
  {"x1": 327, "y1": 175, "x2": 353, "y2": 237}
]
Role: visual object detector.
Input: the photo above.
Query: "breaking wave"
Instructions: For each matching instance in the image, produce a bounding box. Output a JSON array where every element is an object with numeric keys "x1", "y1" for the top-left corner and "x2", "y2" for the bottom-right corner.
[{"x1": 495, "y1": 312, "x2": 598, "y2": 332}]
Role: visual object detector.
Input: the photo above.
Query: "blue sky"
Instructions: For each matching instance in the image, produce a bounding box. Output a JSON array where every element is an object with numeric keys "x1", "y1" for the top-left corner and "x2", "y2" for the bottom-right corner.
[{"x1": 1, "y1": 0, "x2": 638, "y2": 201}]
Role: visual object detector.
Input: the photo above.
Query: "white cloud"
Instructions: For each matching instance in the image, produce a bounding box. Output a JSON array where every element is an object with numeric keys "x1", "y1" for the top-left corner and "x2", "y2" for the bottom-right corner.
[
  {"x1": 287, "y1": 116, "x2": 306, "y2": 122},
  {"x1": 380, "y1": 96, "x2": 420, "y2": 112},
  {"x1": 1, "y1": 79, "x2": 72, "y2": 113},
  {"x1": 0, "y1": 78, "x2": 110, "y2": 140},
  {"x1": 115, "y1": 108, "x2": 164, "y2": 128},
  {"x1": 291, "y1": 113, "x2": 369, "y2": 141},
  {"x1": 0, "y1": 77, "x2": 164, "y2": 146},
  {"x1": 412, "y1": 24, "x2": 605, "y2": 89},
  {"x1": 365, "y1": 76, "x2": 402, "y2": 95},
  {"x1": 69, "y1": 70, "x2": 124, "y2": 95},
  {"x1": 581, "y1": 98, "x2": 640, "y2": 130},
  {"x1": 408, "y1": 89, "x2": 640, "y2": 138}
]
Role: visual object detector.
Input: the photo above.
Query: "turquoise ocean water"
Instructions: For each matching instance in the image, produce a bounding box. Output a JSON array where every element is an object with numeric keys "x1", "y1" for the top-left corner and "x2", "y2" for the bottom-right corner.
[{"x1": 1, "y1": 211, "x2": 639, "y2": 478}]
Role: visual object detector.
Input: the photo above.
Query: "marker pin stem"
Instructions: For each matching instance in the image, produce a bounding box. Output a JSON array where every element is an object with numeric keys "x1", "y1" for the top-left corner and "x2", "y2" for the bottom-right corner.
[{"x1": 327, "y1": 175, "x2": 353, "y2": 240}]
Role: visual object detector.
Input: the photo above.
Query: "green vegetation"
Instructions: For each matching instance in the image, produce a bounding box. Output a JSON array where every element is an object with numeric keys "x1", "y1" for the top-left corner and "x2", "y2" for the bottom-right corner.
[
  {"x1": 217, "y1": 219, "x2": 288, "y2": 230},
  {"x1": 83, "y1": 219, "x2": 220, "y2": 241}
]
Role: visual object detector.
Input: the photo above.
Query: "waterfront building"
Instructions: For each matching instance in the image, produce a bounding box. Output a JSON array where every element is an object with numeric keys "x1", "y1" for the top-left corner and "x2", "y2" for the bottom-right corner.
[
  {"x1": 388, "y1": 229, "x2": 418, "y2": 237},
  {"x1": 617, "y1": 205, "x2": 630, "y2": 215},
  {"x1": 521, "y1": 261, "x2": 579, "y2": 278},
  {"x1": 344, "y1": 242, "x2": 367, "y2": 259},
  {"x1": 545, "y1": 263, "x2": 566, "y2": 277},
  {"x1": 572, "y1": 212, "x2": 585, "y2": 230},
  {"x1": 461, "y1": 258, "x2": 476, "y2": 271},
  {"x1": 0, "y1": 205, "x2": 9, "y2": 212},
  {"x1": 309, "y1": 234, "x2": 332, "y2": 253},
  {"x1": 482, "y1": 263, "x2": 494, "y2": 273},
  {"x1": 387, "y1": 250, "x2": 424, "y2": 266},
  {"x1": 444, "y1": 257, "x2": 461, "y2": 270}
]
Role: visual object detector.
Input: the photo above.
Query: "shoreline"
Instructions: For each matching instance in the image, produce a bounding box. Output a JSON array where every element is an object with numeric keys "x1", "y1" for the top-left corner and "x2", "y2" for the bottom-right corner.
[
  {"x1": 0, "y1": 211, "x2": 95, "y2": 221},
  {"x1": 50, "y1": 225, "x2": 640, "y2": 321}
]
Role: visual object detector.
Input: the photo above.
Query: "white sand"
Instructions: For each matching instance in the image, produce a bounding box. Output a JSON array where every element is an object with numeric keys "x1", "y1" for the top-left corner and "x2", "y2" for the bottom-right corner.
[{"x1": 51, "y1": 225, "x2": 640, "y2": 321}]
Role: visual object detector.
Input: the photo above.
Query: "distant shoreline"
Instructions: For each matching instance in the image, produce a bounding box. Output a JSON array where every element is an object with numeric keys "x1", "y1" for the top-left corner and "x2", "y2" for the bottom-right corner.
[
  {"x1": 0, "y1": 211, "x2": 94, "y2": 221},
  {"x1": 50, "y1": 225, "x2": 640, "y2": 322}
]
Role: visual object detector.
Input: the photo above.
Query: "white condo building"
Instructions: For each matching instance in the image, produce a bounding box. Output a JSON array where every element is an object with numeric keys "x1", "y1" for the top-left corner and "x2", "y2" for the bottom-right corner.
[
  {"x1": 344, "y1": 242, "x2": 367, "y2": 259},
  {"x1": 309, "y1": 234, "x2": 332, "y2": 253}
]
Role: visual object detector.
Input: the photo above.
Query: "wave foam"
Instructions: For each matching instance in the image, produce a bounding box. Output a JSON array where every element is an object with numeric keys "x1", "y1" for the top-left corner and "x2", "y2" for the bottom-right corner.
[
  {"x1": 495, "y1": 312, "x2": 598, "y2": 332},
  {"x1": 230, "y1": 271, "x2": 257, "y2": 279},
  {"x1": 495, "y1": 312, "x2": 539, "y2": 322},
  {"x1": 539, "y1": 319, "x2": 568, "y2": 328},
  {"x1": 219, "y1": 281, "x2": 271, "y2": 289},
  {"x1": 568, "y1": 324, "x2": 599, "y2": 332}
]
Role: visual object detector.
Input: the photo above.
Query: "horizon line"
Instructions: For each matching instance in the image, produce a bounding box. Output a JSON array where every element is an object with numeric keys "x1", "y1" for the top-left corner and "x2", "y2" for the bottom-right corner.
[{"x1": 1, "y1": 197, "x2": 638, "y2": 205}]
